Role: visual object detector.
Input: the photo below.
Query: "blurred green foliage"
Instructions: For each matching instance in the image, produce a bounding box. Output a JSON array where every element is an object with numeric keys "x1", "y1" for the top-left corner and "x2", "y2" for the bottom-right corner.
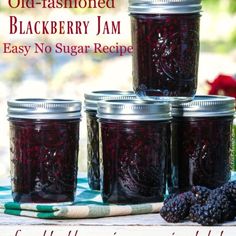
[
  {"x1": 229, "y1": 0, "x2": 236, "y2": 14},
  {"x1": 202, "y1": 0, "x2": 236, "y2": 53},
  {"x1": 203, "y1": 0, "x2": 236, "y2": 13}
]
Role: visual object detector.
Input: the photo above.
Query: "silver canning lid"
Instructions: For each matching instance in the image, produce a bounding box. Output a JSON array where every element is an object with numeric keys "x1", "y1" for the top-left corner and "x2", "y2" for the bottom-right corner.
[
  {"x1": 129, "y1": 0, "x2": 202, "y2": 14},
  {"x1": 8, "y1": 99, "x2": 82, "y2": 120},
  {"x1": 97, "y1": 99, "x2": 171, "y2": 121},
  {"x1": 84, "y1": 91, "x2": 137, "y2": 111},
  {"x1": 172, "y1": 95, "x2": 235, "y2": 117}
]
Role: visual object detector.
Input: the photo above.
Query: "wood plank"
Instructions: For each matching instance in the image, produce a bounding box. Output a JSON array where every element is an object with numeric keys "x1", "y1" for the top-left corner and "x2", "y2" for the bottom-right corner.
[{"x1": 0, "y1": 213, "x2": 236, "y2": 226}]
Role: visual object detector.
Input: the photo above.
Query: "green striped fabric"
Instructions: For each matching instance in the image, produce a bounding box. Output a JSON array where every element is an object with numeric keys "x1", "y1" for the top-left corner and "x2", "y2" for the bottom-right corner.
[{"x1": 0, "y1": 178, "x2": 163, "y2": 219}]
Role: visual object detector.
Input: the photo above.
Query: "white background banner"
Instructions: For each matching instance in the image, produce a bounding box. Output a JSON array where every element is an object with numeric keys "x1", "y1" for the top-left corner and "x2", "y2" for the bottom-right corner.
[{"x1": 1, "y1": 226, "x2": 236, "y2": 236}]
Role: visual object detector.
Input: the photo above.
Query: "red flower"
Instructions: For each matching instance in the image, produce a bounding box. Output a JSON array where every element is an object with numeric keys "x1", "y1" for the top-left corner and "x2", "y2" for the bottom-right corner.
[{"x1": 207, "y1": 74, "x2": 236, "y2": 98}]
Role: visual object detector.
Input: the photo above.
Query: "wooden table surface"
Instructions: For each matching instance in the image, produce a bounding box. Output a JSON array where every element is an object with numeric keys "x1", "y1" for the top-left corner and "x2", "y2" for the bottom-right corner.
[{"x1": 0, "y1": 213, "x2": 236, "y2": 226}]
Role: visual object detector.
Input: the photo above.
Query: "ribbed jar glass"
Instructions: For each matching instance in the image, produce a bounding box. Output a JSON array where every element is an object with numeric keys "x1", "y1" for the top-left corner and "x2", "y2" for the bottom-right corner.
[
  {"x1": 97, "y1": 100, "x2": 171, "y2": 204},
  {"x1": 170, "y1": 95, "x2": 235, "y2": 193},
  {"x1": 129, "y1": 0, "x2": 201, "y2": 101},
  {"x1": 84, "y1": 91, "x2": 136, "y2": 190},
  {"x1": 8, "y1": 99, "x2": 81, "y2": 204}
]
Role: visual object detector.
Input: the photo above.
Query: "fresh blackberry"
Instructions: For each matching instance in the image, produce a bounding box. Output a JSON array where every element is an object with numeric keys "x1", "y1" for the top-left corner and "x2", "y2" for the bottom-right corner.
[
  {"x1": 182, "y1": 191, "x2": 196, "y2": 206},
  {"x1": 226, "y1": 205, "x2": 236, "y2": 221},
  {"x1": 189, "y1": 204, "x2": 201, "y2": 222},
  {"x1": 161, "y1": 185, "x2": 236, "y2": 225},
  {"x1": 160, "y1": 194, "x2": 190, "y2": 223},
  {"x1": 207, "y1": 187, "x2": 225, "y2": 200},
  {"x1": 195, "y1": 204, "x2": 221, "y2": 226},
  {"x1": 207, "y1": 191, "x2": 230, "y2": 222},
  {"x1": 191, "y1": 186, "x2": 211, "y2": 205},
  {"x1": 198, "y1": 204, "x2": 221, "y2": 226},
  {"x1": 221, "y1": 181, "x2": 236, "y2": 203},
  {"x1": 164, "y1": 193, "x2": 178, "y2": 205},
  {"x1": 207, "y1": 187, "x2": 224, "y2": 203}
]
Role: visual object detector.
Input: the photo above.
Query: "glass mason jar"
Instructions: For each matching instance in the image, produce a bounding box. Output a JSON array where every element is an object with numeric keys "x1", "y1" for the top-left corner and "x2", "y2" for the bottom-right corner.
[
  {"x1": 170, "y1": 96, "x2": 235, "y2": 193},
  {"x1": 97, "y1": 100, "x2": 171, "y2": 204},
  {"x1": 8, "y1": 99, "x2": 81, "y2": 204},
  {"x1": 129, "y1": 0, "x2": 201, "y2": 101},
  {"x1": 84, "y1": 91, "x2": 136, "y2": 190}
]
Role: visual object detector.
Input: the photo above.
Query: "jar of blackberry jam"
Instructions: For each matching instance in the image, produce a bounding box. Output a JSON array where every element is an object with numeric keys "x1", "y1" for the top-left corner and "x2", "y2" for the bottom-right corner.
[
  {"x1": 170, "y1": 96, "x2": 235, "y2": 193},
  {"x1": 129, "y1": 0, "x2": 201, "y2": 101},
  {"x1": 84, "y1": 91, "x2": 136, "y2": 190},
  {"x1": 97, "y1": 100, "x2": 171, "y2": 204},
  {"x1": 8, "y1": 99, "x2": 81, "y2": 204}
]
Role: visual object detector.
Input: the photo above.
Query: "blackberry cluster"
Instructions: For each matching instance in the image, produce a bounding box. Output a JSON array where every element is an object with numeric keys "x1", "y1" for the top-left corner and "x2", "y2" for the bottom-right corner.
[
  {"x1": 160, "y1": 182, "x2": 236, "y2": 226},
  {"x1": 160, "y1": 192, "x2": 194, "y2": 223}
]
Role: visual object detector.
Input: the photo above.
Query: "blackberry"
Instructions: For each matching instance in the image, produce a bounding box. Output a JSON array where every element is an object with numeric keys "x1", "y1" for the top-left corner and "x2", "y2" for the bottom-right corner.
[
  {"x1": 191, "y1": 186, "x2": 211, "y2": 205},
  {"x1": 160, "y1": 193, "x2": 190, "y2": 223},
  {"x1": 161, "y1": 184, "x2": 236, "y2": 225},
  {"x1": 189, "y1": 204, "x2": 201, "y2": 222},
  {"x1": 226, "y1": 205, "x2": 236, "y2": 221},
  {"x1": 164, "y1": 193, "x2": 178, "y2": 205},
  {"x1": 220, "y1": 181, "x2": 236, "y2": 220},
  {"x1": 207, "y1": 188, "x2": 224, "y2": 204},
  {"x1": 160, "y1": 199, "x2": 188, "y2": 223},
  {"x1": 221, "y1": 181, "x2": 236, "y2": 203},
  {"x1": 196, "y1": 204, "x2": 222, "y2": 226},
  {"x1": 182, "y1": 191, "x2": 196, "y2": 206},
  {"x1": 207, "y1": 191, "x2": 230, "y2": 222},
  {"x1": 210, "y1": 187, "x2": 225, "y2": 195}
]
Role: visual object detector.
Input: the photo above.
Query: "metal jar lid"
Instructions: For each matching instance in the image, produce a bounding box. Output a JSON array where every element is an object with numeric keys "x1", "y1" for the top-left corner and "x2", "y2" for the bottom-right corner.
[
  {"x1": 97, "y1": 99, "x2": 171, "y2": 121},
  {"x1": 129, "y1": 0, "x2": 202, "y2": 14},
  {"x1": 84, "y1": 90, "x2": 137, "y2": 111},
  {"x1": 172, "y1": 95, "x2": 235, "y2": 117},
  {"x1": 8, "y1": 99, "x2": 82, "y2": 120}
]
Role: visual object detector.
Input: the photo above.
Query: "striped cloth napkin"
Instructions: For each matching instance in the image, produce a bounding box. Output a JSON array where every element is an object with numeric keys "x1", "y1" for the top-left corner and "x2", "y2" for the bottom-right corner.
[{"x1": 0, "y1": 178, "x2": 163, "y2": 219}]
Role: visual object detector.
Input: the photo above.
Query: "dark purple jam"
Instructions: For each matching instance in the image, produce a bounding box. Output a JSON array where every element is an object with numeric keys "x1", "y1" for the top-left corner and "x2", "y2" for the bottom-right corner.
[
  {"x1": 86, "y1": 111, "x2": 100, "y2": 190},
  {"x1": 99, "y1": 120, "x2": 171, "y2": 204},
  {"x1": 9, "y1": 119, "x2": 80, "y2": 203},
  {"x1": 131, "y1": 14, "x2": 200, "y2": 98},
  {"x1": 170, "y1": 117, "x2": 233, "y2": 193}
]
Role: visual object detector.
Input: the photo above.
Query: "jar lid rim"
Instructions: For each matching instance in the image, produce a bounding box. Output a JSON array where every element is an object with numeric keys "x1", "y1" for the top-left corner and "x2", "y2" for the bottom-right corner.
[
  {"x1": 172, "y1": 95, "x2": 235, "y2": 117},
  {"x1": 84, "y1": 90, "x2": 136, "y2": 111},
  {"x1": 8, "y1": 98, "x2": 82, "y2": 119},
  {"x1": 129, "y1": 0, "x2": 202, "y2": 14},
  {"x1": 97, "y1": 99, "x2": 172, "y2": 121}
]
